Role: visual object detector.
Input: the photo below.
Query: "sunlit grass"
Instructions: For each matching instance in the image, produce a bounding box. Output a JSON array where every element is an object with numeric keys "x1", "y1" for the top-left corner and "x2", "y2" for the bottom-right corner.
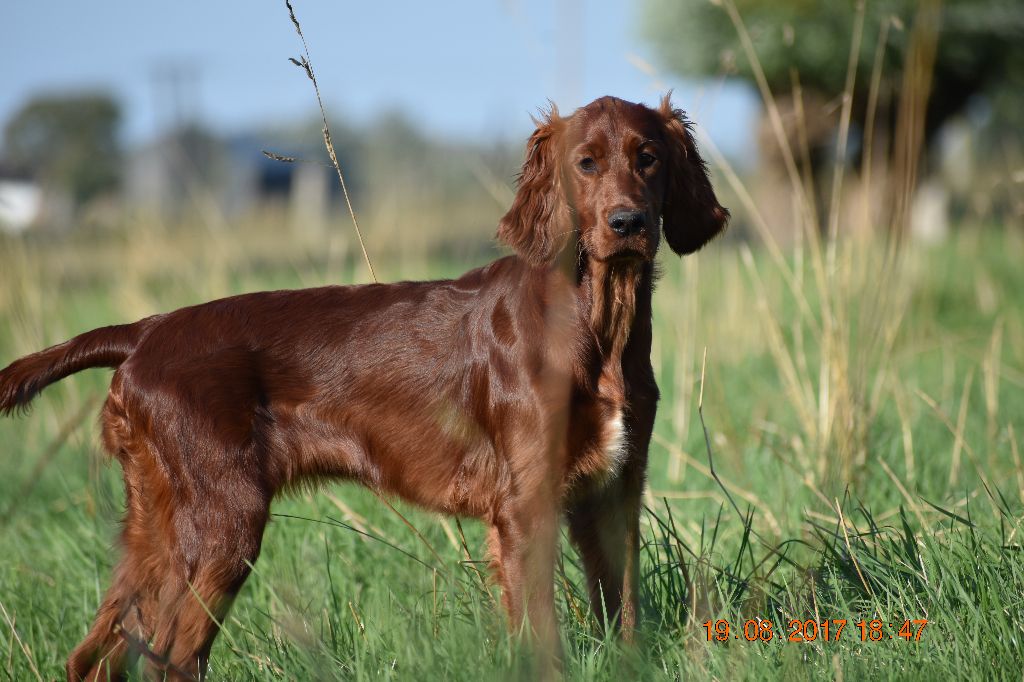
[
  {"x1": 2, "y1": 0, "x2": 1022, "y2": 674},
  {"x1": 0, "y1": 218, "x2": 1021, "y2": 679}
]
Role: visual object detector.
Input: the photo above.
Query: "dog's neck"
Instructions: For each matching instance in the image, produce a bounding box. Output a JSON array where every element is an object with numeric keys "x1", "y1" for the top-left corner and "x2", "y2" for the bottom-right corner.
[
  {"x1": 570, "y1": 255, "x2": 653, "y2": 412},
  {"x1": 546, "y1": 244, "x2": 654, "y2": 375},
  {"x1": 586, "y1": 259, "x2": 647, "y2": 360}
]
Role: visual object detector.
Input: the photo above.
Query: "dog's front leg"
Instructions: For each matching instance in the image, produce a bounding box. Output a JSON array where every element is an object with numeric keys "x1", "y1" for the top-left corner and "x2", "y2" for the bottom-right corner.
[
  {"x1": 566, "y1": 474, "x2": 643, "y2": 639},
  {"x1": 488, "y1": 480, "x2": 562, "y2": 664},
  {"x1": 568, "y1": 392, "x2": 655, "y2": 642}
]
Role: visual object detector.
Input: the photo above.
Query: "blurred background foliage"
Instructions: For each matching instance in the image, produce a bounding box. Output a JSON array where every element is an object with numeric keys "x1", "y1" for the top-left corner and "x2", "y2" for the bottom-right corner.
[
  {"x1": 3, "y1": 93, "x2": 122, "y2": 207},
  {"x1": 643, "y1": 0, "x2": 1024, "y2": 143},
  {"x1": 644, "y1": 0, "x2": 1023, "y2": 235},
  {"x1": 0, "y1": 0, "x2": 1021, "y2": 249}
]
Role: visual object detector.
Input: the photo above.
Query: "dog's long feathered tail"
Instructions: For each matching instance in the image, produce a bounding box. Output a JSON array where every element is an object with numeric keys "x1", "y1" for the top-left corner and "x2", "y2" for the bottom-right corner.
[{"x1": 0, "y1": 322, "x2": 147, "y2": 416}]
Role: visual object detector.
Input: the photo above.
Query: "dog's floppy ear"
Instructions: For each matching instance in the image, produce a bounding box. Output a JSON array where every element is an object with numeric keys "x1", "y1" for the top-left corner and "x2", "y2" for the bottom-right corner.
[
  {"x1": 658, "y1": 95, "x2": 730, "y2": 255},
  {"x1": 497, "y1": 108, "x2": 569, "y2": 265}
]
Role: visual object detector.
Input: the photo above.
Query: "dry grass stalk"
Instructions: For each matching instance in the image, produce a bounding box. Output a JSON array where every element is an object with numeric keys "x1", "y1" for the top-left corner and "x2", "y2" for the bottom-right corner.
[
  {"x1": 284, "y1": 0, "x2": 377, "y2": 283},
  {"x1": 949, "y1": 369, "x2": 974, "y2": 487},
  {"x1": 699, "y1": 0, "x2": 943, "y2": 490}
]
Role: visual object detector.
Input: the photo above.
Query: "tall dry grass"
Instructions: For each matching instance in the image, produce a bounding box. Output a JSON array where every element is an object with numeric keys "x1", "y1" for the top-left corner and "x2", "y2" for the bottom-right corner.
[{"x1": 655, "y1": 0, "x2": 948, "y2": 504}]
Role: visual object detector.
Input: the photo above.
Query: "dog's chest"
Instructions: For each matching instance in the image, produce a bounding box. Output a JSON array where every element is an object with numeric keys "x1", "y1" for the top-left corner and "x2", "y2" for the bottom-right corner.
[
  {"x1": 598, "y1": 407, "x2": 629, "y2": 477},
  {"x1": 568, "y1": 369, "x2": 632, "y2": 483}
]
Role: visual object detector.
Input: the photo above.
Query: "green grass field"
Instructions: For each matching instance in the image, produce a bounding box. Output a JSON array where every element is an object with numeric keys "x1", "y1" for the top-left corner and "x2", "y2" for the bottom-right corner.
[{"x1": 1, "y1": 222, "x2": 1022, "y2": 680}]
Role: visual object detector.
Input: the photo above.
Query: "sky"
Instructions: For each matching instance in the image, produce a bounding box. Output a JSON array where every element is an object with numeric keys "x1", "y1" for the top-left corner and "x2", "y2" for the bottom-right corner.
[{"x1": 2, "y1": 1, "x2": 758, "y2": 157}]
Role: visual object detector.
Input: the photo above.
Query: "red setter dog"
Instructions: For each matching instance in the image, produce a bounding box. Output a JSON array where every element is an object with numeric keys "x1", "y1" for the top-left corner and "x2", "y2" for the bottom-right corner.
[{"x1": 0, "y1": 95, "x2": 727, "y2": 680}]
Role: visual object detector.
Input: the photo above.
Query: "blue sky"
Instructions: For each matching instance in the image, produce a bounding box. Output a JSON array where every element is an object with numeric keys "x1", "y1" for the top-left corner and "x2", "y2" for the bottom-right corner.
[{"x1": 2, "y1": 1, "x2": 757, "y2": 156}]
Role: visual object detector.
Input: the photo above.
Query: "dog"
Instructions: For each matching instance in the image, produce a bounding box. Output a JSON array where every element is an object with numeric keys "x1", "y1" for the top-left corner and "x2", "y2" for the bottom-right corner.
[{"x1": 0, "y1": 95, "x2": 728, "y2": 680}]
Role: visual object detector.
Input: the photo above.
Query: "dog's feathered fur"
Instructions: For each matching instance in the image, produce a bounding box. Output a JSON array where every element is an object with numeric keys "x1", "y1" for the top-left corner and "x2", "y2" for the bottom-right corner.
[{"x1": 0, "y1": 95, "x2": 727, "y2": 681}]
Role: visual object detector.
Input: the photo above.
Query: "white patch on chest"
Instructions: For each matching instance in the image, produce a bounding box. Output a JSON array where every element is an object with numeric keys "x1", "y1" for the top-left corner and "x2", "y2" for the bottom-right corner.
[{"x1": 601, "y1": 409, "x2": 630, "y2": 479}]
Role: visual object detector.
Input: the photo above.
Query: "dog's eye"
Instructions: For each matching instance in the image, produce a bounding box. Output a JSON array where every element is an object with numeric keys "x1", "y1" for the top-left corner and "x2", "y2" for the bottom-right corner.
[
  {"x1": 638, "y1": 152, "x2": 656, "y2": 169},
  {"x1": 579, "y1": 157, "x2": 597, "y2": 173}
]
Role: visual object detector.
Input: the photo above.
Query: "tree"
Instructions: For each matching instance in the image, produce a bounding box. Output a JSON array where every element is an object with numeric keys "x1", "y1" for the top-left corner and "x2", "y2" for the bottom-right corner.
[
  {"x1": 643, "y1": 0, "x2": 1024, "y2": 232},
  {"x1": 643, "y1": 0, "x2": 1024, "y2": 141},
  {"x1": 3, "y1": 92, "x2": 123, "y2": 206}
]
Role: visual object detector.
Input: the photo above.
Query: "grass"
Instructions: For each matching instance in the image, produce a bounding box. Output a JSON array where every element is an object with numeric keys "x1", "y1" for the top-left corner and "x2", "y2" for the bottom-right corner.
[
  {"x1": 1, "y1": 1, "x2": 1021, "y2": 676},
  {"x1": 0, "y1": 218, "x2": 1021, "y2": 680}
]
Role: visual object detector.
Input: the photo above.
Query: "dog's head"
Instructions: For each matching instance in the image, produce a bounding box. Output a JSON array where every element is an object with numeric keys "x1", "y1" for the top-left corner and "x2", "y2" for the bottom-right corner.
[{"x1": 498, "y1": 95, "x2": 729, "y2": 267}]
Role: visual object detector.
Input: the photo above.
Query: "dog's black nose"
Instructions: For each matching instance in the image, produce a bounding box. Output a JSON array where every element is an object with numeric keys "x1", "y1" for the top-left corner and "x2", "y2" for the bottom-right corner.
[{"x1": 608, "y1": 209, "x2": 646, "y2": 236}]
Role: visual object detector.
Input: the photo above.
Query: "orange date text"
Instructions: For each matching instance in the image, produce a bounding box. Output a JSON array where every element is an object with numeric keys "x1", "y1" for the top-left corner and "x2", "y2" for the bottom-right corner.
[{"x1": 702, "y1": 618, "x2": 928, "y2": 643}]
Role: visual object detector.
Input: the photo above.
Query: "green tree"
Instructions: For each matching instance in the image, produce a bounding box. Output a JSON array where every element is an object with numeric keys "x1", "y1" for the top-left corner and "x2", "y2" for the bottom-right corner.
[
  {"x1": 643, "y1": 0, "x2": 1019, "y2": 228},
  {"x1": 3, "y1": 92, "x2": 123, "y2": 205},
  {"x1": 642, "y1": 0, "x2": 1024, "y2": 149}
]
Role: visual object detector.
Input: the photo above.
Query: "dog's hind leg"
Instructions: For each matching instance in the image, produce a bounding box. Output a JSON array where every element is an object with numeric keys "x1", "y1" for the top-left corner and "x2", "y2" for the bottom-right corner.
[
  {"x1": 142, "y1": 465, "x2": 270, "y2": 681},
  {"x1": 66, "y1": 573, "x2": 136, "y2": 681},
  {"x1": 66, "y1": 505, "x2": 162, "y2": 682},
  {"x1": 67, "y1": 410, "x2": 164, "y2": 681}
]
